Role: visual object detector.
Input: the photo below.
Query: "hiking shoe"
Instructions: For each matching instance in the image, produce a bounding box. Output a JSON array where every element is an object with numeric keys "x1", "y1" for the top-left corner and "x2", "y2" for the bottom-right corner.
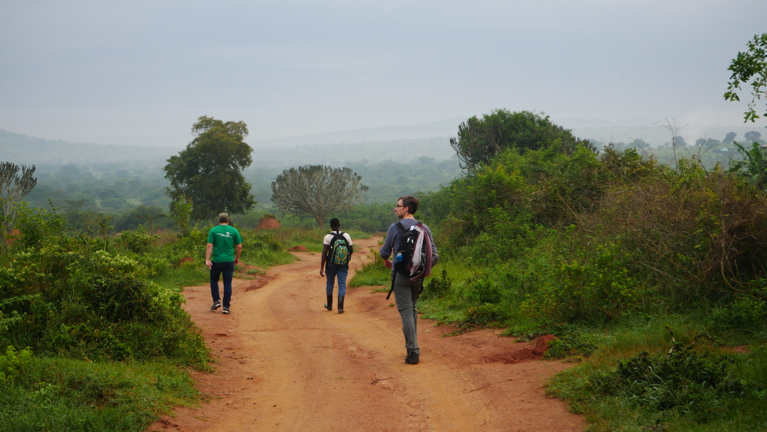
[
  {"x1": 222, "y1": 307, "x2": 230, "y2": 314},
  {"x1": 405, "y1": 352, "x2": 419, "y2": 365},
  {"x1": 210, "y1": 301, "x2": 221, "y2": 310}
]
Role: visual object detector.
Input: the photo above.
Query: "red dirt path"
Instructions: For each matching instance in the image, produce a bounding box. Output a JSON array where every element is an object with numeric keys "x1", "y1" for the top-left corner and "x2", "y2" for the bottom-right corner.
[{"x1": 147, "y1": 237, "x2": 586, "y2": 432}]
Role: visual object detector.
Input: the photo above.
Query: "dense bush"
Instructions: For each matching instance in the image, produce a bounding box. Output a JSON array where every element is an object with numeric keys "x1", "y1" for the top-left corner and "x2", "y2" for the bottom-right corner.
[{"x1": 0, "y1": 206, "x2": 209, "y2": 367}]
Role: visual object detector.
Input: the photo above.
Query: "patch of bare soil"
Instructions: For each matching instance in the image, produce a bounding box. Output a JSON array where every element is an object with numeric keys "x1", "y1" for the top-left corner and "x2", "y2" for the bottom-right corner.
[
  {"x1": 255, "y1": 217, "x2": 281, "y2": 230},
  {"x1": 147, "y1": 237, "x2": 585, "y2": 432}
]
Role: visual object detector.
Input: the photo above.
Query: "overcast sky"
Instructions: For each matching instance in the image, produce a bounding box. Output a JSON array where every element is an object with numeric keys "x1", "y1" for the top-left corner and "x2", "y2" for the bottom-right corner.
[{"x1": 1, "y1": 0, "x2": 765, "y2": 148}]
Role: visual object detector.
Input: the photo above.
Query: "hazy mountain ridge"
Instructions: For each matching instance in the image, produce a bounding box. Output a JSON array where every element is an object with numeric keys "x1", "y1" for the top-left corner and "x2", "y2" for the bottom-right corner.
[{"x1": 1, "y1": 128, "x2": 458, "y2": 169}]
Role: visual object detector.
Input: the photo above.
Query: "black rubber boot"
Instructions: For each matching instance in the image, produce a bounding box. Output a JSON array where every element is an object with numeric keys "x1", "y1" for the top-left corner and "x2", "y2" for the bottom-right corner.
[
  {"x1": 338, "y1": 296, "x2": 345, "y2": 314},
  {"x1": 324, "y1": 295, "x2": 333, "y2": 311}
]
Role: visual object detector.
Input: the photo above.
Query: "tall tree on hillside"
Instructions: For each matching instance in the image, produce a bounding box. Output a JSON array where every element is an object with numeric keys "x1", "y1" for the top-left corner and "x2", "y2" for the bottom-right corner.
[
  {"x1": 725, "y1": 32, "x2": 767, "y2": 125},
  {"x1": 271, "y1": 165, "x2": 368, "y2": 228},
  {"x1": 449, "y1": 110, "x2": 595, "y2": 174},
  {"x1": 164, "y1": 116, "x2": 256, "y2": 221},
  {"x1": 0, "y1": 162, "x2": 37, "y2": 238}
]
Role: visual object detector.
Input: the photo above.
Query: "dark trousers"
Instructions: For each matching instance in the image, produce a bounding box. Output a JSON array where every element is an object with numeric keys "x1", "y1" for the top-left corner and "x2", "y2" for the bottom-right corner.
[{"x1": 210, "y1": 261, "x2": 235, "y2": 308}]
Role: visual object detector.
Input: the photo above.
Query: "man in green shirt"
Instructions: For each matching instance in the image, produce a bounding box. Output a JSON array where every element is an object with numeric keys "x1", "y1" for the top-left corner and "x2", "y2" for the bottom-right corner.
[{"x1": 205, "y1": 212, "x2": 243, "y2": 315}]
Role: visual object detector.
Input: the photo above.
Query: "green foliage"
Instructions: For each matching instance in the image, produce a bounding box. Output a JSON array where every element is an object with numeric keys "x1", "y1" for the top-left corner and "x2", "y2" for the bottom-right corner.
[
  {"x1": 590, "y1": 346, "x2": 762, "y2": 423},
  {"x1": 0, "y1": 356, "x2": 200, "y2": 431},
  {"x1": 545, "y1": 333, "x2": 601, "y2": 359},
  {"x1": 520, "y1": 240, "x2": 646, "y2": 323},
  {"x1": 710, "y1": 283, "x2": 767, "y2": 330},
  {"x1": 117, "y1": 226, "x2": 154, "y2": 254},
  {"x1": 0, "y1": 345, "x2": 32, "y2": 382},
  {"x1": 0, "y1": 206, "x2": 209, "y2": 368},
  {"x1": 724, "y1": 32, "x2": 767, "y2": 123},
  {"x1": 422, "y1": 269, "x2": 452, "y2": 299},
  {"x1": 449, "y1": 109, "x2": 596, "y2": 173},
  {"x1": 729, "y1": 141, "x2": 767, "y2": 189},
  {"x1": 349, "y1": 249, "x2": 391, "y2": 288},
  {"x1": 164, "y1": 116, "x2": 256, "y2": 220},
  {"x1": 463, "y1": 303, "x2": 507, "y2": 326}
]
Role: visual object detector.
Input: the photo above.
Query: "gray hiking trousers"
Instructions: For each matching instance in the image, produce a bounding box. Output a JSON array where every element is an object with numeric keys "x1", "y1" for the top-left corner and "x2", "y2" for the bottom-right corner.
[{"x1": 393, "y1": 272, "x2": 422, "y2": 355}]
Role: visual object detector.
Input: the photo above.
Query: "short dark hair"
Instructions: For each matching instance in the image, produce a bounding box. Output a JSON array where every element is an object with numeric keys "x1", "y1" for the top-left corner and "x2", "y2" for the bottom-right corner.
[
  {"x1": 398, "y1": 195, "x2": 419, "y2": 215},
  {"x1": 330, "y1": 218, "x2": 340, "y2": 229},
  {"x1": 218, "y1": 215, "x2": 229, "y2": 223}
]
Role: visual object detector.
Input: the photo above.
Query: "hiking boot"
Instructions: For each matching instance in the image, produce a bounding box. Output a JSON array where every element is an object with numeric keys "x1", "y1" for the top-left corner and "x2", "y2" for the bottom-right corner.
[
  {"x1": 210, "y1": 301, "x2": 221, "y2": 310},
  {"x1": 338, "y1": 296, "x2": 345, "y2": 314},
  {"x1": 324, "y1": 295, "x2": 333, "y2": 311},
  {"x1": 405, "y1": 351, "x2": 419, "y2": 364},
  {"x1": 222, "y1": 307, "x2": 230, "y2": 314}
]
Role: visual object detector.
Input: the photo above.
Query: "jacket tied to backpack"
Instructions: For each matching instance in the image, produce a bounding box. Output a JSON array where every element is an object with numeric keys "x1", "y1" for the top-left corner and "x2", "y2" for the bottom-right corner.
[{"x1": 396, "y1": 221, "x2": 433, "y2": 282}]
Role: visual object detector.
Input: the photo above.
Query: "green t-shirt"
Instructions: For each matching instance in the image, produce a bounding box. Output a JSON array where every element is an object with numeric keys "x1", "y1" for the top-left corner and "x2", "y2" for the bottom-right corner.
[{"x1": 207, "y1": 225, "x2": 243, "y2": 263}]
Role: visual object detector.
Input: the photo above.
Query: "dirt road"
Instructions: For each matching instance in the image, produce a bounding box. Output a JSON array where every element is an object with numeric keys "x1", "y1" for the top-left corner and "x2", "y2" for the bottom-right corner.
[{"x1": 148, "y1": 237, "x2": 585, "y2": 432}]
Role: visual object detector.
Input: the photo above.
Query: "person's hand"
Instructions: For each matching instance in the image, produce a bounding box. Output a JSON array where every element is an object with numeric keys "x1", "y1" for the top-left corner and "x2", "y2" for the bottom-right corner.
[
  {"x1": 384, "y1": 259, "x2": 392, "y2": 269},
  {"x1": 235, "y1": 258, "x2": 240, "y2": 265},
  {"x1": 319, "y1": 269, "x2": 325, "y2": 277},
  {"x1": 205, "y1": 260, "x2": 213, "y2": 268}
]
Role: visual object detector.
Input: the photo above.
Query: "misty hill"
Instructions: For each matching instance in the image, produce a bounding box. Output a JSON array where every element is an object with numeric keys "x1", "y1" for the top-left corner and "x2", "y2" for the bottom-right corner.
[{"x1": 1, "y1": 128, "x2": 457, "y2": 169}]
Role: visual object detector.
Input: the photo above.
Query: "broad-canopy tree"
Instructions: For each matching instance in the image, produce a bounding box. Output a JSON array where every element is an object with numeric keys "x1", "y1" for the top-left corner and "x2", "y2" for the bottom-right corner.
[
  {"x1": 449, "y1": 109, "x2": 594, "y2": 173},
  {"x1": 164, "y1": 116, "x2": 255, "y2": 221},
  {"x1": 271, "y1": 165, "x2": 368, "y2": 228},
  {"x1": 725, "y1": 32, "x2": 767, "y2": 125},
  {"x1": 0, "y1": 162, "x2": 37, "y2": 237}
]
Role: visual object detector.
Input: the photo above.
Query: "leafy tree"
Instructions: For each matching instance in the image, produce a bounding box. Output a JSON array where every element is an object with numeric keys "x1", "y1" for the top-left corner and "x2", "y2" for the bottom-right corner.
[
  {"x1": 271, "y1": 165, "x2": 368, "y2": 228},
  {"x1": 0, "y1": 162, "x2": 37, "y2": 237},
  {"x1": 449, "y1": 109, "x2": 594, "y2": 173},
  {"x1": 724, "y1": 32, "x2": 767, "y2": 124},
  {"x1": 164, "y1": 116, "x2": 255, "y2": 221},
  {"x1": 728, "y1": 141, "x2": 767, "y2": 189}
]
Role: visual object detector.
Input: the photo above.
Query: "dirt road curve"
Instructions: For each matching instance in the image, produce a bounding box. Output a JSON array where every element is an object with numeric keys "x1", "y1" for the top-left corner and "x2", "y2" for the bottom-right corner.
[{"x1": 148, "y1": 237, "x2": 585, "y2": 432}]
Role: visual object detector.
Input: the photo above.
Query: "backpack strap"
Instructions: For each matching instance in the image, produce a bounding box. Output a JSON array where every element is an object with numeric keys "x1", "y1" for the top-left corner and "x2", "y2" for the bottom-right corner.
[{"x1": 387, "y1": 222, "x2": 411, "y2": 299}]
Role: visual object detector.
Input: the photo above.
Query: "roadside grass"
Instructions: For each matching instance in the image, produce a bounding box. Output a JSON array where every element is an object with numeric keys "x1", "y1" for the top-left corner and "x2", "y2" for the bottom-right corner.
[
  {"x1": 150, "y1": 262, "x2": 209, "y2": 291},
  {"x1": 349, "y1": 249, "x2": 391, "y2": 288},
  {"x1": 0, "y1": 356, "x2": 200, "y2": 432},
  {"x1": 546, "y1": 316, "x2": 767, "y2": 431}
]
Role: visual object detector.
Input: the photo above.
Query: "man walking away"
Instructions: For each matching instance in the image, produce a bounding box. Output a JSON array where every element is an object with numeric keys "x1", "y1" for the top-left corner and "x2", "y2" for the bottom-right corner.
[
  {"x1": 380, "y1": 196, "x2": 438, "y2": 365},
  {"x1": 205, "y1": 212, "x2": 243, "y2": 315},
  {"x1": 320, "y1": 218, "x2": 354, "y2": 314}
]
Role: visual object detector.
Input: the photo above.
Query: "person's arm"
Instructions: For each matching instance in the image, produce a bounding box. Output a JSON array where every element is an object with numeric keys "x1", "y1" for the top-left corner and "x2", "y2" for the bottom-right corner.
[
  {"x1": 205, "y1": 243, "x2": 213, "y2": 268},
  {"x1": 235, "y1": 243, "x2": 242, "y2": 265},
  {"x1": 346, "y1": 234, "x2": 354, "y2": 256},
  {"x1": 320, "y1": 244, "x2": 329, "y2": 276},
  {"x1": 380, "y1": 226, "x2": 396, "y2": 268}
]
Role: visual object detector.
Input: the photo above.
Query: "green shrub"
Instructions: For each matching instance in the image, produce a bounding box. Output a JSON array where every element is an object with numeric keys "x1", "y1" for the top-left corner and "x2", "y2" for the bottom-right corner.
[
  {"x1": 117, "y1": 227, "x2": 154, "y2": 254},
  {"x1": 0, "y1": 345, "x2": 32, "y2": 382},
  {"x1": 463, "y1": 303, "x2": 508, "y2": 326},
  {"x1": 590, "y1": 345, "x2": 763, "y2": 423}
]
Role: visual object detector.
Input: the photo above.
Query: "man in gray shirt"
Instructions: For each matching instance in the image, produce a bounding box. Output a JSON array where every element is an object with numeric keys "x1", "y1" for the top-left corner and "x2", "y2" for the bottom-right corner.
[{"x1": 380, "y1": 195, "x2": 439, "y2": 365}]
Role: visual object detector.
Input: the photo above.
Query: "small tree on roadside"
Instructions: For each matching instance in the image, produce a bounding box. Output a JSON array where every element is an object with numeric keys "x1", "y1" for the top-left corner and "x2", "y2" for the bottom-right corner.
[
  {"x1": 0, "y1": 162, "x2": 37, "y2": 239},
  {"x1": 271, "y1": 165, "x2": 368, "y2": 228}
]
